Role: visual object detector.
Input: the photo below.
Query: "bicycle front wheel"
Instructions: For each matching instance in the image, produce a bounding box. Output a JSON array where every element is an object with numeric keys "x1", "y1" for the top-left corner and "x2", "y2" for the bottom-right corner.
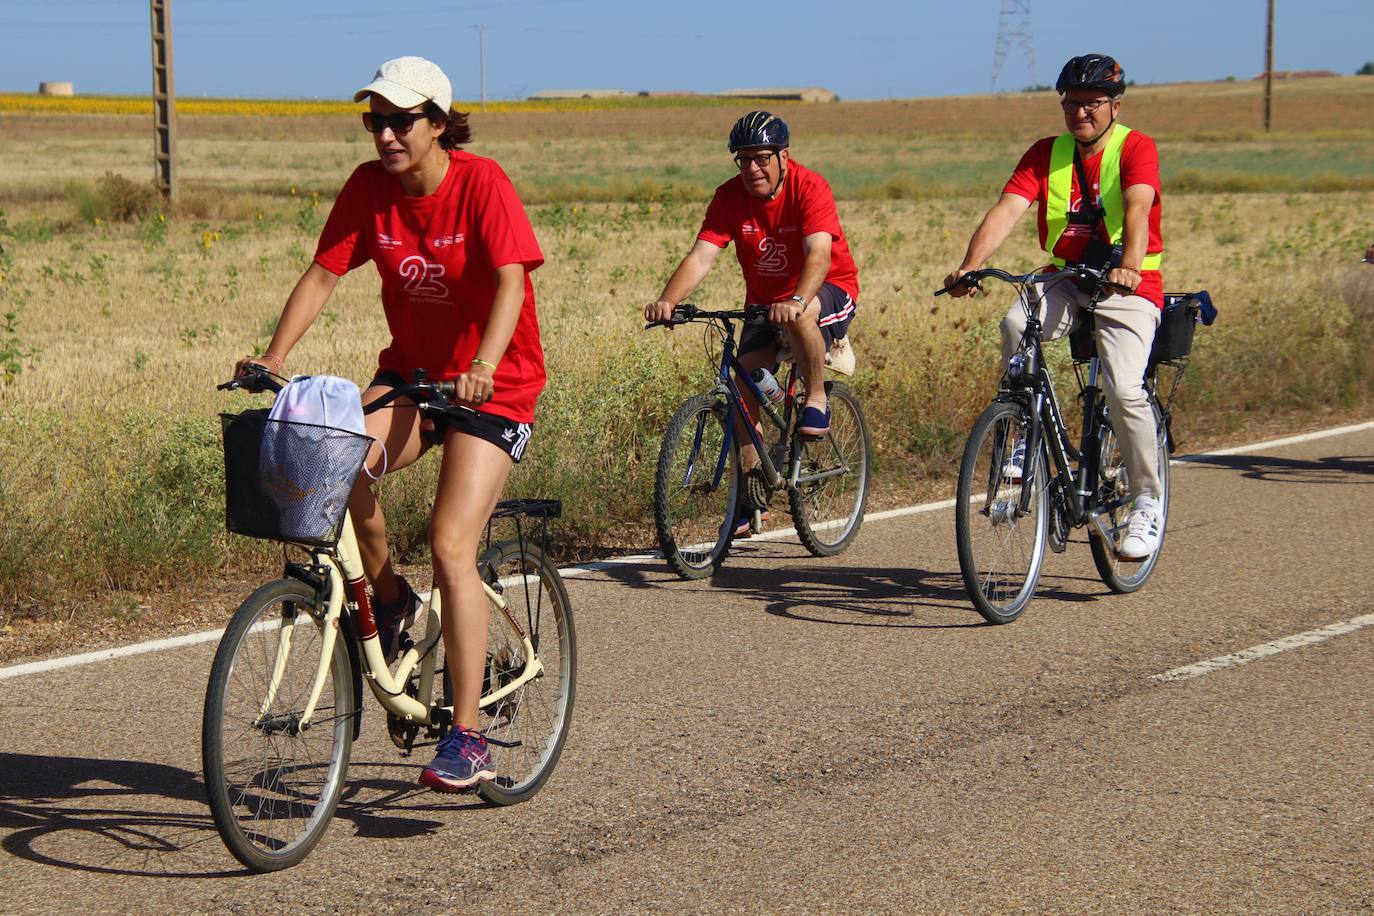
[
  {"x1": 653, "y1": 392, "x2": 740, "y2": 579},
  {"x1": 202, "y1": 578, "x2": 355, "y2": 872},
  {"x1": 955, "y1": 401, "x2": 1048, "y2": 624},
  {"x1": 1090, "y1": 400, "x2": 1171, "y2": 592},
  {"x1": 790, "y1": 381, "x2": 871, "y2": 556},
  {"x1": 475, "y1": 540, "x2": 576, "y2": 806}
]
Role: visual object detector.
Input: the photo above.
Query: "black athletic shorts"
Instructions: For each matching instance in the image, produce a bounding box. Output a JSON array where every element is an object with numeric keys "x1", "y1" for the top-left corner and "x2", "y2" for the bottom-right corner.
[
  {"x1": 369, "y1": 370, "x2": 533, "y2": 463},
  {"x1": 738, "y1": 281, "x2": 858, "y2": 357}
]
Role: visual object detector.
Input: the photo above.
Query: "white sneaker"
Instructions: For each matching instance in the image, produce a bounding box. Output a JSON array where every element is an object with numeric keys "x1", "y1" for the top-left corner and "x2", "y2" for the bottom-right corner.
[
  {"x1": 1118, "y1": 495, "x2": 1162, "y2": 560},
  {"x1": 1001, "y1": 434, "x2": 1026, "y2": 483}
]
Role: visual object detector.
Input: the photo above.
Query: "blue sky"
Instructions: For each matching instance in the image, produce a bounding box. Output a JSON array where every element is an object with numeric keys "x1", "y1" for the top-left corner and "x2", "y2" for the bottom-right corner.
[{"x1": 2, "y1": 0, "x2": 1371, "y2": 101}]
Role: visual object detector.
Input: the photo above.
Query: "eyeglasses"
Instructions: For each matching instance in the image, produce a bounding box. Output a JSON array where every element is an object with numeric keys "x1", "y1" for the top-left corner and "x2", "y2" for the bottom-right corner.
[
  {"x1": 361, "y1": 111, "x2": 427, "y2": 136},
  {"x1": 1060, "y1": 97, "x2": 1113, "y2": 115},
  {"x1": 734, "y1": 151, "x2": 778, "y2": 170}
]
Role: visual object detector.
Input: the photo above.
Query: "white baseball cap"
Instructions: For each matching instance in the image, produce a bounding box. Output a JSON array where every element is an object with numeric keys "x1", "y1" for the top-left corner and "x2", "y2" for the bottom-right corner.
[{"x1": 354, "y1": 56, "x2": 452, "y2": 112}]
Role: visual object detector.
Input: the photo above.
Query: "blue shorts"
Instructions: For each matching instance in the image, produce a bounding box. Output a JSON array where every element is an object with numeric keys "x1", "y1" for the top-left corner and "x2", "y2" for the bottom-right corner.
[{"x1": 739, "y1": 282, "x2": 857, "y2": 357}]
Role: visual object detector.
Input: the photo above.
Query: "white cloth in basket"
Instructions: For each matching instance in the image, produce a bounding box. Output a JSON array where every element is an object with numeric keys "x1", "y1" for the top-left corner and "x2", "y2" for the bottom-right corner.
[{"x1": 259, "y1": 376, "x2": 373, "y2": 542}]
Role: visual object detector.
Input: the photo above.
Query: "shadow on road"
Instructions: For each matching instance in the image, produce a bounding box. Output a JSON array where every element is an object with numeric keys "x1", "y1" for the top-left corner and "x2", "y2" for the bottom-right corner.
[
  {"x1": 591, "y1": 555, "x2": 1104, "y2": 628},
  {"x1": 1179, "y1": 452, "x2": 1374, "y2": 484},
  {"x1": 0, "y1": 752, "x2": 473, "y2": 877}
]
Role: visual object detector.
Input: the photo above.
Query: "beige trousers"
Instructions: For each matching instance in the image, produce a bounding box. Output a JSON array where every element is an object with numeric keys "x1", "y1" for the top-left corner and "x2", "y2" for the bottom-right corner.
[{"x1": 1000, "y1": 280, "x2": 1162, "y2": 499}]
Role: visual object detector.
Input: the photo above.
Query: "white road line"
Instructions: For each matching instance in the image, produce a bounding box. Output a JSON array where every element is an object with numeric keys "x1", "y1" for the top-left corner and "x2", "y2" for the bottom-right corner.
[
  {"x1": 1171, "y1": 420, "x2": 1374, "y2": 464},
  {"x1": 2, "y1": 418, "x2": 1371, "y2": 681},
  {"x1": 1151, "y1": 613, "x2": 1374, "y2": 683},
  {"x1": 0, "y1": 629, "x2": 229, "y2": 681}
]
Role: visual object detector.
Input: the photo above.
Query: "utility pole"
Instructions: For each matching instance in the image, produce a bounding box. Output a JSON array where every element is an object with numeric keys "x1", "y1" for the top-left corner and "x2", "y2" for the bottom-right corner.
[
  {"x1": 150, "y1": 0, "x2": 176, "y2": 199},
  {"x1": 991, "y1": 0, "x2": 1037, "y2": 92},
  {"x1": 474, "y1": 25, "x2": 487, "y2": 112},
  {"x1": 1263, "y1": 0, "x2": 1275, "y2": 131}
]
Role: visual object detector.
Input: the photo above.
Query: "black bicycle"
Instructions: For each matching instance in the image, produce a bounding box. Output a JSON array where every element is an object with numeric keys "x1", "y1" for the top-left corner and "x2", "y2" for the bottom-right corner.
[
  {"x1": 646, "y1": 304, "x2": 872, "y2": 579},
  {"x1": 938, "y1": 267, "x2": 1211, "y2": 624}
]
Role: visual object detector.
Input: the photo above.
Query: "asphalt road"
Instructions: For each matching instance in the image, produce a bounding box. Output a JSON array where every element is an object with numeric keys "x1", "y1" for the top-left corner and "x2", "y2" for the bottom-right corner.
[{"x1": 2, "y1": 425, "x2": 1372, "y2": 912}]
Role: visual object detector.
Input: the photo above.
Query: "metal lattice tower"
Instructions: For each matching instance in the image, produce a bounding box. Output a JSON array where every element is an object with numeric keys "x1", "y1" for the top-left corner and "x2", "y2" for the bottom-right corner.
[{"x1": 991, "y1": 0, "x2": 1037, "y2": 91}]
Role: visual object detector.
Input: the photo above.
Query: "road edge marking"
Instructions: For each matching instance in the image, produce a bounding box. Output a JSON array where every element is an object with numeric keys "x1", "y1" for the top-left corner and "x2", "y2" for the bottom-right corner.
[
  {"x1": 3, "y1": 418, "x2": 1371, "y2": 681},
  {"x1": 1150, "y1": 613, "x2": 1374, "y2": 683}
]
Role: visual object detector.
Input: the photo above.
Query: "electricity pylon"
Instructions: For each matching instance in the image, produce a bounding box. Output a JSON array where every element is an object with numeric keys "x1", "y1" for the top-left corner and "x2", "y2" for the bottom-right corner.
[{"x1": 991, "y1": 0, "x2": 1037, "y2": 92}]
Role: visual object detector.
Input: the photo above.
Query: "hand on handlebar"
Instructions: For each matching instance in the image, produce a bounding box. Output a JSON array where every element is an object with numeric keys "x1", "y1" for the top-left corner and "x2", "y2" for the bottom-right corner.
[
  {"x1": 219, "y1": 361, "x2": 282, "y2": 393},
  {"x1": 452, "y1": 364, "x2": 496, "y2": 407},
  {"x1": 645, "y1": 299, "x2": 677, "y2": 326},
  {"x1": 1105, "y1": 266, "x2": 1142, "y2": 294},
  {"x1": 939, "y1": 270, "x2": 979, "y2": 298}
]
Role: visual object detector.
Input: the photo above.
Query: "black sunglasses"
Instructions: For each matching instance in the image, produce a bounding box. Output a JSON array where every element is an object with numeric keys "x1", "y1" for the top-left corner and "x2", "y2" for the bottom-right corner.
[{"x1": 361, "y1": 111, "x2": 427, "y2": 136}]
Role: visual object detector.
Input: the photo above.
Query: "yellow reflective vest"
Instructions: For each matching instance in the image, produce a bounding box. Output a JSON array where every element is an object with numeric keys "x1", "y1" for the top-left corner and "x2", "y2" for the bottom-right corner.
[{"x1": 1044, "y1": 124, "x2": 1162, "y2": 270}]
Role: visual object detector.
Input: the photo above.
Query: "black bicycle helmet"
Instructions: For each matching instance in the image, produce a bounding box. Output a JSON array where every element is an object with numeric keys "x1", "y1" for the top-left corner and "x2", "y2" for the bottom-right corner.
[
  {"x1": 1056, "y1": 54, "x2": 1126, "y2": 96},
  {"x1": 728, "y1": 111, "x2": 790, "y2": 152}
]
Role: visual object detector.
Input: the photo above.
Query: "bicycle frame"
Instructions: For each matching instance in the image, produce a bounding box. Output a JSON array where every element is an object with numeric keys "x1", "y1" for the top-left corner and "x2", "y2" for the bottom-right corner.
[
  {"x1": 266, "y1": 513, "x2": 543, "y2": 733},
  {"x1": 1001, "y1": 307, "x2": 1123, "y2": 538},
  {"x1": 705, "y1": 316, "x2": 850, "y2": 494}
]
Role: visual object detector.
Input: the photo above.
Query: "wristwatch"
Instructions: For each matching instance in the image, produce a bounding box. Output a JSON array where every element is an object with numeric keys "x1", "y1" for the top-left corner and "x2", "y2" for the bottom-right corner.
[{"x1": 788, "y1": 294, "x2": 806, "y2": 305}]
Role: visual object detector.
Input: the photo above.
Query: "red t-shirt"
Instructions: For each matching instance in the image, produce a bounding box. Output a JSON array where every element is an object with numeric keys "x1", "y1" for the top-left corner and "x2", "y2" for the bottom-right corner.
[
  {"x1": 1004, "y1": 129, "x2": 1164, "y2": 307},
  {"x1": 314, "y1": 150, "x2": 546, "y2": 423},
  {"x1": 697, "y1": 160, "x2": 860, "y2": 305}
]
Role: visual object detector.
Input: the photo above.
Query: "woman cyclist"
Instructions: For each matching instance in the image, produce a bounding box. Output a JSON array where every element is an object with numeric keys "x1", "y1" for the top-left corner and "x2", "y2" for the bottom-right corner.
[{"x1": 234, "y1": 56, "x2": 545, "y2": 793}]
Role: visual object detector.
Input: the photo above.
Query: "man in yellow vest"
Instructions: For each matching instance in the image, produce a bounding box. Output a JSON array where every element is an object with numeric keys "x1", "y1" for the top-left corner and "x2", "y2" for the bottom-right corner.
[{"x1": 943, "y1": 53, "x2": 1165, "y2": 560}]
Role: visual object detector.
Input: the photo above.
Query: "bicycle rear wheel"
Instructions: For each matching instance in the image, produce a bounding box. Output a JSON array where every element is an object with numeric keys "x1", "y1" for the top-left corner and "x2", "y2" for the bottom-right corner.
[
  {"x1": 790, "y1": 381, "x2": 871, "y2": 556},
  {"x1": 202, "y1": 578, "x2": 355, "y2": 872},
  {"x1": 1090, "y1": 399, "x2": 1171, "y2": 592},
  {"x1": 475, "y1": 540, "x2": 576, "y2": 806},
  {"x1": 653, "y1": 392, "x2": 740, "y2": 579},
  {"x1": 955, "y1": 401, "x2": 1048, "y2": 624}
]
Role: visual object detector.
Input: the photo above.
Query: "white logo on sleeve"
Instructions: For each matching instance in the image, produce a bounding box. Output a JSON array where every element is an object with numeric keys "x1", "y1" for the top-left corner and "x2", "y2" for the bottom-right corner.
[{"x1": 399, "y1": 255, "x2": 449, "y2": 299}]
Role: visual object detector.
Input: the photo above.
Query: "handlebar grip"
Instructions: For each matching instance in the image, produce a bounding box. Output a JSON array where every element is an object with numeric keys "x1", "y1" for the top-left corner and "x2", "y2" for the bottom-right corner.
[
  {"x1": 435, "y1": 380, "x2": 457, "y2": 399},
  {"x1": 220, "y1": 364, "x2": 283, "y2": 393}
]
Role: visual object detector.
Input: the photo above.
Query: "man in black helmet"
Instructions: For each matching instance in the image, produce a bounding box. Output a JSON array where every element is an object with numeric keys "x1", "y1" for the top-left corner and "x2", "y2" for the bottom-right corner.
[
  {"x1": 647, "y1": 110, "x2": 860, "y2": 537},
  {"x1": 943, "y1": 54, "x2": 1167, "y2": 561}
]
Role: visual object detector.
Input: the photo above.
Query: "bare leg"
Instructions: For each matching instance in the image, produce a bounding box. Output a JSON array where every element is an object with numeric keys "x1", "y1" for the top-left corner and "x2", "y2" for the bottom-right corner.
[
  {"x1": 430, "y1": 431, "x2": 514, "y2": 731},
  {"x1": 735, "y1": 342, "x2": 780, "y2": 472},
  {"x1": 782, "y1": 298, "x2": 827, "y2": 412},
  {"x1": 347, "y1": 385, "x2": 428, "y2": 606}
]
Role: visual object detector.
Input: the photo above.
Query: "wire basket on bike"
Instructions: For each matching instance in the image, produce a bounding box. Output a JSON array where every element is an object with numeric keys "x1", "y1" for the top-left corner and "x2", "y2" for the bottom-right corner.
[{"x1": 220, "y1": 409, "x2": 373, "y2": 548}]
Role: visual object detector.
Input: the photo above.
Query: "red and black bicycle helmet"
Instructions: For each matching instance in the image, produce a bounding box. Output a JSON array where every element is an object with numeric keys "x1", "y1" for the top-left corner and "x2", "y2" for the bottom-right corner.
[
  {"x1": 728, "y1": 111, "x2": 790, "y2": 152},
  {"x1": 1055, "y1": 54, "x2": 1126, "y2": 96}
]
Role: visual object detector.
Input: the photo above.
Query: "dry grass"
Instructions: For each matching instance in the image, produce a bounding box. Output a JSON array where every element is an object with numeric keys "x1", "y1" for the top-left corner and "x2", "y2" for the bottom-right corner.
[{"x1": 1, "y1": 78, "x2": 1373, "y2": 633}]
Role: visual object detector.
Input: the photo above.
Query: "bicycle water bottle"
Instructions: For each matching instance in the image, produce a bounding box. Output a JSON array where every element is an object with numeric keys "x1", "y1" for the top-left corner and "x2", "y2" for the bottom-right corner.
[{"x1": 750, "y1": 367, "x2": 786, "y2": 405}]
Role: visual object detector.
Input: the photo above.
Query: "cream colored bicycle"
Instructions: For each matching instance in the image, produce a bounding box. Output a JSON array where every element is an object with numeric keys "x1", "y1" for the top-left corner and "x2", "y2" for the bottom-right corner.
[{"x1": 202, "y1": 366, "x2": 575, "y2": 872}]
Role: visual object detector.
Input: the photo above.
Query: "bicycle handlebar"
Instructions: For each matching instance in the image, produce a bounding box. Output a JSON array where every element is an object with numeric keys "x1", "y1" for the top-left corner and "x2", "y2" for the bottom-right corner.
[
  {"x1": 934, "y1": 264, "x2": 1116, "y2": 297},
  {"x1": 644, "y1": 302, "x2": 770, "y2": 330},
  {"x1": 219, "y1": 365, "x2": 469, "y2": 418},
  {"x1": 218, "y1": 363, "x2": 284, "y2": 394}
]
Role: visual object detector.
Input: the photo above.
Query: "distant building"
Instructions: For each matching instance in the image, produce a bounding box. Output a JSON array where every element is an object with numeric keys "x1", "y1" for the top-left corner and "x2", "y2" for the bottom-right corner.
[
  {"x1": 527, "y1": 88, "x2": 634, "y2": 100},
  {"x1": 717, "y1": 87, "x2": 838, "y2": 103},
  {"x1": 38, "y1": 81, "x2": 74, "y2": 96}
]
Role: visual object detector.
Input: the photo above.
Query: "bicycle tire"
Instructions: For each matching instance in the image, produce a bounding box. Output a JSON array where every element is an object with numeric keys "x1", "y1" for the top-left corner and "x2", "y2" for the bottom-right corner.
[
  {"x1": 955, "y1": 401, "x2": 1048, "y2": 624},
  {"x1": 653, "y1": 392, "x2": 740, "y2": 579},
  {"x1": 202, "y1": 577, "x2": 355, "y2": 872},
  {"x1": 790, "y1": 381, "x2": 871, "y2": 556},
  {"x1": 475, "y1": 540, "x2": 576, "y2": 806},
  {"x1": 1089, "y1": 399, "x2": 1170, "y2": 593}
]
